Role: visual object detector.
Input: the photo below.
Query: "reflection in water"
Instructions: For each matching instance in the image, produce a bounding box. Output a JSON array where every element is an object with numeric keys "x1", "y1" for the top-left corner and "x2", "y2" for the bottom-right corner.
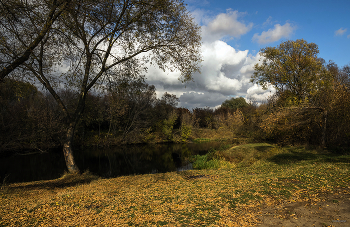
[{"x1": 0, "y1": 141, "x2": 226, "y2": 183}]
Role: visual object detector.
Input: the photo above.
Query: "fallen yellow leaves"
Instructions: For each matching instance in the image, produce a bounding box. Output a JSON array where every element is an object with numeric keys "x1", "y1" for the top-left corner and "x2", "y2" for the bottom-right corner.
[{"x1": 1, "y1": 158, "x2": 349, "y2": 226}]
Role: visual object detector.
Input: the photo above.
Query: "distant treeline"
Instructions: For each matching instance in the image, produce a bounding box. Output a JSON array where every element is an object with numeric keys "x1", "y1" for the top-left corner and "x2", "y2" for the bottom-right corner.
[
  {"x1": 0, "y1": 77, "x2": 254, "y2": 152},
  {"x1": 1, "y1": 59, "x2": 350, "y2": 154}
]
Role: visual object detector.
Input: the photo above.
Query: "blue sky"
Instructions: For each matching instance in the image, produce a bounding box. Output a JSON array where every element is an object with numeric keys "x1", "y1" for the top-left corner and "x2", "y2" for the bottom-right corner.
[
  {"x1": 188, "y1": 0, "x2": 349, "y2": 66},
  {"x1": 145, "y1": 0, "x2": 350, "y2": 109}
]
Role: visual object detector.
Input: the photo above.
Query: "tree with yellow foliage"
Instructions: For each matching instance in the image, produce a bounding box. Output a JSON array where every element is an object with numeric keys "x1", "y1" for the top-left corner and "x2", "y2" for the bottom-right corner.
[
  {"x1": 252, "y1": 39, "x2": 333, "y2": 146},
  {"x1": 251, "y1": 39, "x2": 331, "y2": 103}
]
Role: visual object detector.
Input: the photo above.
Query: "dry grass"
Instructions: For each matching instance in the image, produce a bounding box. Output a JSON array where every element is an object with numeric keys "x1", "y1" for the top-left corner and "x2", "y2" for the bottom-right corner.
[{"x1": 1, "y1": 144, "x2": 349, "y2": 226}]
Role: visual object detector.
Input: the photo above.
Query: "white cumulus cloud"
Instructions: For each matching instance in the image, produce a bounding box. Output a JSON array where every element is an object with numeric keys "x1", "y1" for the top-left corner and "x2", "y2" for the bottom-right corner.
[
  {"x1": 202, "y1": 10, "x2": 253, "y2": 42},
  {"x1": 144, "y1": 9, "x2": 276, "y2": 109},
  {"x1": 145, "y1": 40, "x2": 264, "y2": 109},
  {"x1": 252, "y1": 23, "x2": 296, "y2": 44},
  {"x1": 196, "y1": 40, "x2": 255, "y2": 94},
  {"x1": 246, "y1": 84, "x2": 275, "y2": 103}
]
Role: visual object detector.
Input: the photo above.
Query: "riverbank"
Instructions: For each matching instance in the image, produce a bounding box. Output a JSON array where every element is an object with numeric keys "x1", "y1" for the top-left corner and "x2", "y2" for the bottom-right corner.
[
  {"x1": 1, "y1": 144, "x2": 350, "y2": 226},
  {"x1": 78, "y1": 127, "x2": 241, "y2": 147},
  {"x1": 0, "y1": 141, "x2": 232, "y2": 184}
]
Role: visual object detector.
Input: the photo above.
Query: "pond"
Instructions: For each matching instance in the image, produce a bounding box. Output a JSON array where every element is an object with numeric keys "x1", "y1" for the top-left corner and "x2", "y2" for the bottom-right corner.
[{"x1": 0, "y1": 141, "x2": 228, "y2": 184}]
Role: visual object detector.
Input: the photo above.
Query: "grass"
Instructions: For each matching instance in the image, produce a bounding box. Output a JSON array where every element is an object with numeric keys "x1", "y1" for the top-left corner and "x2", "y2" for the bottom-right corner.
[
  {"x1": 1, "y1": 143, "x2": 349, "y2": 226},
  {"x1": 192, "y1": 153, "x2": 235, "y2": 169}
]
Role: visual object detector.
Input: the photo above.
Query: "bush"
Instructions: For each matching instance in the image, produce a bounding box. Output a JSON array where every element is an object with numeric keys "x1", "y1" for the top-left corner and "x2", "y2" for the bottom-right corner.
[{"x1": 192, "y1": 151, "x2": 235, "y2": 169}]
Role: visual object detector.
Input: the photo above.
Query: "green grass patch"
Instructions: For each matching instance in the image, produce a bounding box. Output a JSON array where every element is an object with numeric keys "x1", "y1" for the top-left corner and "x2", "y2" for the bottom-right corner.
[
  {"x1": 192, "y1": 155, "x2": 235, "y2": 169},
  {"x1": 191, "y1": 143, "x2": 348, "y2": 170},
  {"x1": 192, "y1": 149, "x2": 235, "y2": 169}
]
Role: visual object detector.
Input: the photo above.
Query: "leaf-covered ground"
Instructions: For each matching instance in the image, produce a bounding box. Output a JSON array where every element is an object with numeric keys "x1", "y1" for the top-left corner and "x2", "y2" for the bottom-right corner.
[{"x1": 1, "y1": 144, "x2": 349, "y2": 226}]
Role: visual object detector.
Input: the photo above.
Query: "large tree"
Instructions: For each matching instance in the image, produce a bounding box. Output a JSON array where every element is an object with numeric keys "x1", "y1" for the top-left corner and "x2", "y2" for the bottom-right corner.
[
  {"x1": 251, "y1": 39, "x2": 331, "y2": 102},
  {"x1": 252, "y1": 39, "x2": 335, "y2": 147},
  {"x1": 4, "y1": 0, "x2": 202, "y2": 173}
]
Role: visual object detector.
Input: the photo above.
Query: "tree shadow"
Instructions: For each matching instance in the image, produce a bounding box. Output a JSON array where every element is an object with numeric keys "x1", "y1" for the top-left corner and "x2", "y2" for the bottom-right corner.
[
  {"x1": 5, "y1": 172, "x2": 99, "y2": 191},
  {"x1": 268, "y1": 148, "x2": 350, "y2": 165},
  {"x1": 268, "y1": 152, "x2": 318, "y2": 165}
]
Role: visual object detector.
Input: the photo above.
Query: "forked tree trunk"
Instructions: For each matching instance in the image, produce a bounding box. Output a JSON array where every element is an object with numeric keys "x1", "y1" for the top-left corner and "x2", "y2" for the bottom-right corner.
[{"x1": 63, "y1": 125, "x2": 80, "y2": 174}]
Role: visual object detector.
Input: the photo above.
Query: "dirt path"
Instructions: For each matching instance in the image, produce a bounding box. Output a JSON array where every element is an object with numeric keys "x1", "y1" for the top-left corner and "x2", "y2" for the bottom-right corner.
[{"x1": 257, "y1": 190, "x2": 350, "y2": 227}]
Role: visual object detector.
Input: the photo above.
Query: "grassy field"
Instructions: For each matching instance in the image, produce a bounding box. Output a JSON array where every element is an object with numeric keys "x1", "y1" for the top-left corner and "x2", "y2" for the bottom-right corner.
[{"x1": 1, "y1": 143, "x2": 349, "y2": 226}]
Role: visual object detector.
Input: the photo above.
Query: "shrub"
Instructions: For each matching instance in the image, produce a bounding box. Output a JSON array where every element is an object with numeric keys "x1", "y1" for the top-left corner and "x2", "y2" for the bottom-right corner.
[{"x1": 192, "y1": 152, "x2": 235, "y2": 169}]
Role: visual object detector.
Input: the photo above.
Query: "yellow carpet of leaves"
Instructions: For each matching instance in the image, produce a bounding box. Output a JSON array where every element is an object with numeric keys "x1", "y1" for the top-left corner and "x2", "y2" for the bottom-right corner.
[{"x1": 1, "y1": 160, "x2": 349, "y2": 226}]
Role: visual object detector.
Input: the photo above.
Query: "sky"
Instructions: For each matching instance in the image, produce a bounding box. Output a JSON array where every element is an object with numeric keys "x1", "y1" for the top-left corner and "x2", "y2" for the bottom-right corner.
[{"x1": 145, "y1": 0, "x2": 350, "y2": 109}]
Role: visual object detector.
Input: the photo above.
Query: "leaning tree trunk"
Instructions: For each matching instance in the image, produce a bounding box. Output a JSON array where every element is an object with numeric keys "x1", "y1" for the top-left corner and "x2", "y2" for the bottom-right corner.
[
  {"x1": 62, "y1": 90, "x2": 88, "y2": 174},
  {"x1": 63, "y1": 124, "x2": 80, "y2": 174}
]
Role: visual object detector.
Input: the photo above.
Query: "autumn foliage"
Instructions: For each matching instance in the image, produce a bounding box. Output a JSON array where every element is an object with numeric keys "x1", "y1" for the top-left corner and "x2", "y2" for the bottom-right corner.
[{"x1": 250, "y1": 40, "x2": 350, "y2": 149}]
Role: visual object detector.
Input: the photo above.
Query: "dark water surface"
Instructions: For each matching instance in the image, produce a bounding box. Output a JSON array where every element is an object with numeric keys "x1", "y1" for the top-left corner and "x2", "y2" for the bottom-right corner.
[{"x1": 0, "y1": 142, "x2": 226, "y2": 184}]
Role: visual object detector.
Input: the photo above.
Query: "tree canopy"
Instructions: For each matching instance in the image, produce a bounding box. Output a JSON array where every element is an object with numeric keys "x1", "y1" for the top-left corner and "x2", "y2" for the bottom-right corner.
[
  {"x1": 221, "y1": 97, "x2": 249, "y2": 110},
  {"x1": 251, "y1": 39, "x2": 331, "y2": 102}
]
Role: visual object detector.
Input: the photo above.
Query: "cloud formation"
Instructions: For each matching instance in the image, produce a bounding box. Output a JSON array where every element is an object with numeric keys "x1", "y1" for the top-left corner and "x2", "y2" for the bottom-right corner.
[
  {"x1": 246, "y1": 84, "x2": 275, "y2": 102},
  {"x1": 252, "y1": 23, "x2": 296, "y2": 44},
  {"x1": 179, "y1": 91, "x2": 228, "y2": 109},
  {"x1": 201, "y1": 10, "x2": 253, "y2": 42},
  {"x1": 145, "y1": 39, "x2": 273, "y2": 109},
  {"x1": 335, "y1": 28, "x2": 347, "y2": 36},
  {"x1": 144, "y1": 9, "x2": 276, "y2": 109}
]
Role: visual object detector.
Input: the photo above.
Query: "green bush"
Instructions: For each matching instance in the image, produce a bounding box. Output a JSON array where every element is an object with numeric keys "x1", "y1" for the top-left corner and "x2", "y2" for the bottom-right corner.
[{"x1": 192, "y1": 152, "x2": 234, "y2": 169}]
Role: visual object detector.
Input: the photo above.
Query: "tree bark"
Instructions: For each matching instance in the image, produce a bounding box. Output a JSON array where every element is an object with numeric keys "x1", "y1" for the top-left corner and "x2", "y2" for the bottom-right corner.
[{"x1": 63, "y1": 124, "x2": 80, "y2": 174}]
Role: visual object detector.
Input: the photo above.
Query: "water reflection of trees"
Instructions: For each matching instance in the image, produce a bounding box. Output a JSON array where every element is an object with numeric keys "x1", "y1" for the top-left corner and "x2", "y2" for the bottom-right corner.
[{"x1": 0, "y1": 142, "x2": 224, "y2": 183}]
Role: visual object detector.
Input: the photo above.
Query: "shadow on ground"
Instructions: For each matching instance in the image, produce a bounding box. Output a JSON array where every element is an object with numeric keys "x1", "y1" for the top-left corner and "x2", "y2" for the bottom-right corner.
[
  {"x1": 268, "y1": 147, "x2": 350, "y2": 165},
  {"x1": 4, "y1": 172, "x2": 99, "y2": 191}
]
